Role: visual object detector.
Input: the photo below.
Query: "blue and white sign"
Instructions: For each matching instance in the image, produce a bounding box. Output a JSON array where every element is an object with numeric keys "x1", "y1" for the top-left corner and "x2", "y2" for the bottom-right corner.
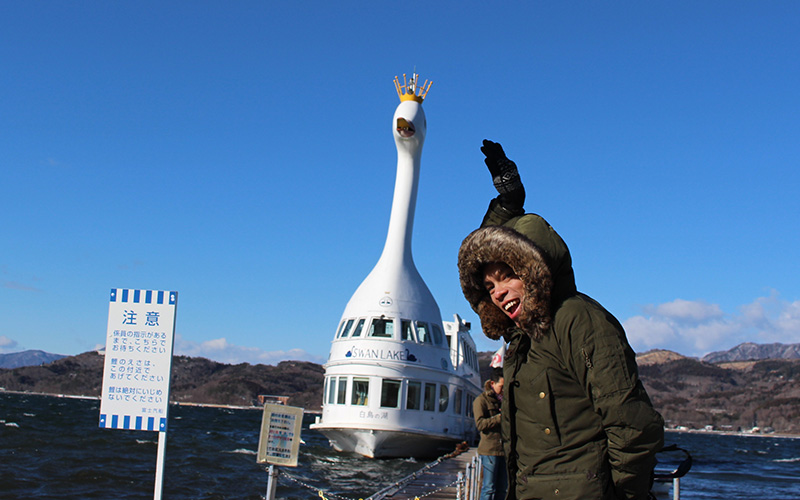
[{"x1": 99, "y1": 289, "x2": 178, "y2": 432}]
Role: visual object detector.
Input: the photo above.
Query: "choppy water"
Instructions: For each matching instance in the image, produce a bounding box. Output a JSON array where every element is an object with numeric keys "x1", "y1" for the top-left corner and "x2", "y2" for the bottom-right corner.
[{"x1": 1, "y1": 392, "x2": 799, "y2": 499}]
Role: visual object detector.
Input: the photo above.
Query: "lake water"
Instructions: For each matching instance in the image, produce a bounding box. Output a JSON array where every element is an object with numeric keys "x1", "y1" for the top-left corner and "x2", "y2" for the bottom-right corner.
[{"x1": 1, "y1": 392, "x2": 798, "y2": 499}]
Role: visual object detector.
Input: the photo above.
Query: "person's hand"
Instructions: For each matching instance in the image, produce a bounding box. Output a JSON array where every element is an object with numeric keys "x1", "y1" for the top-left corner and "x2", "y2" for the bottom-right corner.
[{"x1": 481, "y1": 139, "x2": 525, "y2": 210}]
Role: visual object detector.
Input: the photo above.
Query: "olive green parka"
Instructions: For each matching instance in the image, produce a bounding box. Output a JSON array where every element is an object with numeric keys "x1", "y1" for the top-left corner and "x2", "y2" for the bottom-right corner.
[{"x1": 458, "y1": 200, "x2": 664, "y2": 500}]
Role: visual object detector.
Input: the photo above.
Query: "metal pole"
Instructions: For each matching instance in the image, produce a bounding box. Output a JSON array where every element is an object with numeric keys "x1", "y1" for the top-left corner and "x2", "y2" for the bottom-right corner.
[
  {"x1": 154, "y1": 431, "x2": 167, "y2": 500},
  {"x1": 468, "y1": 456, "x2": 479, "y2": 500},
  {"x1": 467, "y1": 458, "x2": 476, "y2": 500},
  {"x1": 457, "y1": 471, "x2": 464, "y2": 499},
  {"x1": 266, "y1": 465, "x2": 278, "y2": 500},
  {"x1": 464, "y1": 462, "x2": 471, "y2": 500},
  {"x1": 673, "y1": 477, "x2": 680, "y2": 500},
  {"x1": 472, "y1": 456, "x2": 480, "y2": 500}
]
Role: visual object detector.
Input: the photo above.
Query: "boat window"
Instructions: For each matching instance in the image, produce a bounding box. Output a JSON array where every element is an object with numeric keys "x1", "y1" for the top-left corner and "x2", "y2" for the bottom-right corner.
[
  {"x1": 327, "y1": 377, "x2": 337, "y2": 404},
  {"x1": 339, "y1": 319, "x2": 355, "y2": 339},
  {"x1": 417, "y1": 322, "x2": 431, "y2": 344},
  {"x1": 380, "y1": 379, "x2": 401, "y2": 408},
  {"x1": 453, "y1": 388, "x2": 463, "y2": 415},
  {"x1": 337, "y1": 377, "x2": 347, "y2": 405},
  {"x1": 334, "y1": 320, "x2": 346, "y2": 339},
  {"x1": 351, "y1": 378, "x2": 369, "y2": 406},
  {"x1": 423, "y1": 383, "x2": 436, "y2": 411},
  {"x1": 369, "y1": 317, "x2": 394, "y2": 338},
  {"x1": 351, "y1": 319, "x2": 365, "y2": 338},
  {"x1": 439, "y1": 385, "x2": 449, "y2": 412},
  {"x1": 432, "y1": 324, "x2": 443, "y2": 346},
  {"x1": 401, "y1": 320, "x2": 415, "y2": 342},
  {"x1": 406, "y1": 381, "x2": 421, "y2": 410}
]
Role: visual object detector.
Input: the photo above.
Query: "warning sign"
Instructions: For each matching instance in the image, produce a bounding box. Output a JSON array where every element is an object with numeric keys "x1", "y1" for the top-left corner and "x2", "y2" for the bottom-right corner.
[
  {"x1": 99, "y1": 289, "x2": 177, "y2": 432},
  {"x1": 257, "y1": 404, "x2": 304, "y2": 467}
]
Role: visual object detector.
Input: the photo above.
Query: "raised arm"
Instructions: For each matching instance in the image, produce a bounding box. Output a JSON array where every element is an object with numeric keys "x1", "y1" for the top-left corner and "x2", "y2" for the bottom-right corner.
[{"x1": 479, "y1": 139, "x2": 526, "y2": 227}]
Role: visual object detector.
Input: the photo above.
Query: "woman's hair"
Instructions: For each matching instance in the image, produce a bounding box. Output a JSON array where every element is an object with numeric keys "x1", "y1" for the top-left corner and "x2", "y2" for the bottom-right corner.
[{"x1": 484, "y1": 368, "x2": 503, "y2": 390}]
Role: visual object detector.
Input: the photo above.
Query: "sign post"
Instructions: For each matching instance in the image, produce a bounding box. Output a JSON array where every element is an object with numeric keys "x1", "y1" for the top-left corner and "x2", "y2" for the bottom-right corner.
[
  {"x1": 257, "y1": 403, "x2": 304, "y2": 500},
  {"x1": 99, "y1": 288, "x2": 178, "y2": 500}
]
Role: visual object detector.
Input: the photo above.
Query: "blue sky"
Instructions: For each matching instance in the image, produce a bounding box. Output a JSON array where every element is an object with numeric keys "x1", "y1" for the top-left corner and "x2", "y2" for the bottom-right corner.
[{"x1": 2, "y1": 2, "x2": 798, "y2": 364}]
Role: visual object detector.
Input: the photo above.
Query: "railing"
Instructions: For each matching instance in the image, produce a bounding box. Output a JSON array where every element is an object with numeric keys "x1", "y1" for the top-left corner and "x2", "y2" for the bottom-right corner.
[
  {"x1": 652, "y1": 444, "x2": 693, "y2": 500},
  {"x1": 462, "y1": 454, "x2": 481, "y2": 500}
]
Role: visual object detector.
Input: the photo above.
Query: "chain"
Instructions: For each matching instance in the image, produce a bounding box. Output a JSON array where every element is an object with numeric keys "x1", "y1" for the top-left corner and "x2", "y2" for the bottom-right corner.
[
  {"x1": 405, "y1": 477, "x2": 461, "y2": 499},
  {"x1": 269, "y1": 450, "x2": 466, "y2": 500},
  {"x1": 276, "y1": 469, "x2": 361, "y2": 500}
]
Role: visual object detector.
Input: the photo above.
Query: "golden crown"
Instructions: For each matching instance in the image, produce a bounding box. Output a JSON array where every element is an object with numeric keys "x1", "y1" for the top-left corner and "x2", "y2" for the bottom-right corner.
[{"x1": 394, "y1": 73, "x2": 432, "y2": 103}]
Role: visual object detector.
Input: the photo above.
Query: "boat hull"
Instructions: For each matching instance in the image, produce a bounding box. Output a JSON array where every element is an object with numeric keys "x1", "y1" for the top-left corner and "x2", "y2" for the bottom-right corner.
[{"x1": 311, "y1": 425, "x2": 464, "y2": 459}]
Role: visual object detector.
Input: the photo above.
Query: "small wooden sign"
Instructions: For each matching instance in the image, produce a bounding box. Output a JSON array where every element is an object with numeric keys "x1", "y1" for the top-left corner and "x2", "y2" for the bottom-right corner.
[{"x1": 257, "y1": 403, "x2": 304, "y2": 467}]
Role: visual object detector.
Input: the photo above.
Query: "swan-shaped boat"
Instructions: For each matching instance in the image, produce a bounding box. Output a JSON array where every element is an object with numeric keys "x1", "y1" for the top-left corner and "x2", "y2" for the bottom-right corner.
[{"x1": 310, "y1": 74, "x2": 482, "y2": 458}]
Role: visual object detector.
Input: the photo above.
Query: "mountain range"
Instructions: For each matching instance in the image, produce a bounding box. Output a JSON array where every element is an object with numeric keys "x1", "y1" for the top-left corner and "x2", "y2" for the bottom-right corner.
[
  {"x1": 3, "y1": 342, "x2": 797, "y2": 371},
  {"x1": 1, "y1": 343, "x2": 798, "y2": 434},
  {"x1": 0, "y1": 349, "x2": 66, "y2": 369},
  {"x1": 701, "y1": 342, "x2": 800, "y2": 363}
]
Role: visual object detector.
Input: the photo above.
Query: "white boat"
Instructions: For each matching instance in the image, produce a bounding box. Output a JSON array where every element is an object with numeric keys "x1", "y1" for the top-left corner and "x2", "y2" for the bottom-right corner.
[
  {"x1": 310, "y1": 74, "x2": 483, "y2": 458},
  {"x1": 312, "y1": 313, "x2": 482, "y2": 458}
]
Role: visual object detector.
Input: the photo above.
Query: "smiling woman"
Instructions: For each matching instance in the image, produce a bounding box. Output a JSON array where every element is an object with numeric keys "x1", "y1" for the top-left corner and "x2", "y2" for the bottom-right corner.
[
  {"x1": 481, "y1": 262, "x2": 525, "y2": 326},
  {"x1": 457, "y1": 136, "x2": 666, "y2": 499}
]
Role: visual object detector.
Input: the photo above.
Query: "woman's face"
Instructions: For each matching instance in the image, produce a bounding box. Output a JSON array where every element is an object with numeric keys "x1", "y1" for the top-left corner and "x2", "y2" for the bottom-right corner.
[
  {"x1": 491, "y1": 377, "x2": 505, "y2": 396},
  {"x1": 483, "y1": 262, "x2": 525, "y2": 327}
]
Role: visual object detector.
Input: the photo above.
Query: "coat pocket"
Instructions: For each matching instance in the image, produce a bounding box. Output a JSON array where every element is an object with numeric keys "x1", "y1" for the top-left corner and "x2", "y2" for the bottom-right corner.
[{"x1": 517, "y1": 470, "x2": 610, "y2": 500}]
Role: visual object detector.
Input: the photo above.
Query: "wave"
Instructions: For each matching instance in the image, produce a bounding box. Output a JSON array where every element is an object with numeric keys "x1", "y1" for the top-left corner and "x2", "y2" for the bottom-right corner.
[
  {"x1": 735, "y1": 448, "x2": 770, "y2": 455},
  {"x1": 225, "y1": 448, "x2": 257, "y2": 455},
  {"x1": 774, "y1": 457, "x2": 800, "y2": 463}
]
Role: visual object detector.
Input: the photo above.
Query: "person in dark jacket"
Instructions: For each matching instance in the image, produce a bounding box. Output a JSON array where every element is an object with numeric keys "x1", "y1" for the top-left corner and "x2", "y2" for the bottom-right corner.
[
  {"x1": 473, "y1": 369, "x2": 507, "y2": 500},
  {"x1": 457, "y1": 140, "x2": 664, "y2": 500}
]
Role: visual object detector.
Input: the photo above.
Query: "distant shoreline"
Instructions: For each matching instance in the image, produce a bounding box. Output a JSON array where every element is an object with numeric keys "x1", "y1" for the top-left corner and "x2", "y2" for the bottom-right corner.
[
  {"x1": 0, "y1": 389, "x2": 322, "y2": 414},
  {"x1": 665, "y1": 427, "x2": 799, "y2": 439}
]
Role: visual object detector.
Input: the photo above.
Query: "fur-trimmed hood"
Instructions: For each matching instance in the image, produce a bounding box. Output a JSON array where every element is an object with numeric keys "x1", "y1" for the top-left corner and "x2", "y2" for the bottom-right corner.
[{"x1": 457, "y1": 214, "x2": 577, "y2": 341}]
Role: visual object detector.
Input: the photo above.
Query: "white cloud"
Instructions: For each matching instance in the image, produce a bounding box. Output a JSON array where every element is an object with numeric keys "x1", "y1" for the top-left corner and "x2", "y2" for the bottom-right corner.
[
  {"x1": 679, "y1": 321, "x2": 740, "y2": 353},
  {"x1": 623, "y1": 291, "x2": 800, "y2": 357},
  {"x1": 623, "y1": 316, "x2": 678, "y2": 348},
  {"x1": 647, "y1": 299, "x2": 723, "y2": 322},
  {"x1": 3, "y1": 281, "x2": 42, "y2": 292},
  {"x1": 736, "y1": 292, "x2": 800, "y2": 343},
  {"x1": 173, "y1": 334, "x2": 325, "y2": 365},
  {"x1": 0, "y1": 336, "x2": 19, "y2": 353},
  {"x1": 776, "y1": 301, "x2": 800, "y2": 334}
]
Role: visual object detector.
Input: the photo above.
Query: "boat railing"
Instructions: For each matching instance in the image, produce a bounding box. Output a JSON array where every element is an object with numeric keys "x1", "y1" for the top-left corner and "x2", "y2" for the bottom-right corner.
[{"x1": 651, "y1": 444, "x2": 693, "y2": 500}]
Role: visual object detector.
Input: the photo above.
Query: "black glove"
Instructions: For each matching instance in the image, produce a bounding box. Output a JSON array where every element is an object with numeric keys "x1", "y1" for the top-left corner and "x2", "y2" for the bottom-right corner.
[{"x1": 481, "y1": 139, "x2": 525, "y2": 211}]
